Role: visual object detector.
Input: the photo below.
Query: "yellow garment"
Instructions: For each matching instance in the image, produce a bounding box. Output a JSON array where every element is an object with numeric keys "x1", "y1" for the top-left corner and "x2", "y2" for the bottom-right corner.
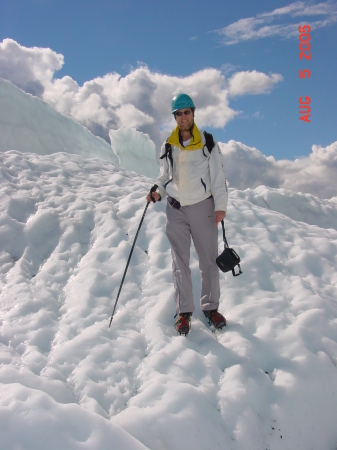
[{"x1": 167, "y1": 124, "x2": 204, "y2": 151}]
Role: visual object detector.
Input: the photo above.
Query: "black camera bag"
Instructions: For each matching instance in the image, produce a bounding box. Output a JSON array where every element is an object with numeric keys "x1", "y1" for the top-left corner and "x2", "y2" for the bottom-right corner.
[{"x1": 216, "y1": 220, "x2": 242, "y2": 277}]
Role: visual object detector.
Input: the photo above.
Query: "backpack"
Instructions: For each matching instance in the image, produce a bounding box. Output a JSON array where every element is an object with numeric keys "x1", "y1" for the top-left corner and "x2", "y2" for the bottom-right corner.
[{"x1": 159, "y1": 130, "x2": 215, "y2": 168}]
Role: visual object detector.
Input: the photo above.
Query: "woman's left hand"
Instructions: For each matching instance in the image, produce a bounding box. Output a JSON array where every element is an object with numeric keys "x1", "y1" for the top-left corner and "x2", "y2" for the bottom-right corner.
[{"x1": 215, "y1": 210, "x2": 226, "y2": 226}]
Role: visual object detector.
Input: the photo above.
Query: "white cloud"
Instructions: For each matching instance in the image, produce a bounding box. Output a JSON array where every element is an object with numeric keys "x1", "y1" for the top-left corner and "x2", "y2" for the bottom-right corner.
[
  {"x1": 219, "y1": 140, "x2": 281, "y2": 190},
  {"x1": 216, "y1": 1, "x2": 337, "y2": 45},
  {"x1": 116, "y1": 104, "x2": 154, "y2": 128},
  {"x1": 0, "y1": 38, "x2": 63, "y2": 96},
  {"x1": 10, "y1": 37, "x2": 335, "y2": 198},
  {"x1": 220, "y1": 140, "x2": 337, "y2": 199},
  {"x1": 228, "y1": 71, "x2": 283, "y2": 97},
  {"x1": 276, "y1": 141, "x2": 337, "y2": 198},
  {"x1": 0, "y1": 39, "x2": 283, "y2": 150}
]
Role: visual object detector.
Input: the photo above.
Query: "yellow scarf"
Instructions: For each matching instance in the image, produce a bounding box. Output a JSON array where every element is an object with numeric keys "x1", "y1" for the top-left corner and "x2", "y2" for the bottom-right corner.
[{"x1": 167, "y1": 124, "x2": 203, "y2": 151}]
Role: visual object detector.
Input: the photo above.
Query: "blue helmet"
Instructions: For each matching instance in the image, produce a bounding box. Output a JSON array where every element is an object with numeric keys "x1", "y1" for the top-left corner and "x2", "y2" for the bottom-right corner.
[{"x1": 171, "y1": 93, "x2": 195, "y2": 114}]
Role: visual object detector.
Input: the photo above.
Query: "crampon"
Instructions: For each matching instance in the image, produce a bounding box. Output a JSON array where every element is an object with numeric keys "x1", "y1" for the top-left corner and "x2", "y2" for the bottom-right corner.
[
  {"x1": 203, "y1": 310, "x2": 226, "y2": 329},
  {"x1": 175, "y1": 313, "x2": 192, "y2": 336}
]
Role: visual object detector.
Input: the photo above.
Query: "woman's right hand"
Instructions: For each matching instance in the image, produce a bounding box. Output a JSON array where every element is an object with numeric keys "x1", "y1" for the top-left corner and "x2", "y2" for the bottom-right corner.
[{"x1": 146, "y1": 191, "x2": 161, "y2": 203}]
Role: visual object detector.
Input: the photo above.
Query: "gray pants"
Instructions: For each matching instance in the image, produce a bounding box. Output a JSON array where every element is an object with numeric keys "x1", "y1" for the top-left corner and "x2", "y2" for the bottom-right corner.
[{"x1": 166, "y1": 196, "x2": 220, "y2": 314}]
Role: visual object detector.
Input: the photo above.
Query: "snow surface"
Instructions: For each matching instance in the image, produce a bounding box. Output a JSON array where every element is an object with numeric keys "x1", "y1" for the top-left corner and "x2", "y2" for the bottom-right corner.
[
  {"x1": 1, "y1": 74, "x2": 337, "y2": 449},
  {"x1": 1, "y1": 149, "x2": 337, "y2": 450}
]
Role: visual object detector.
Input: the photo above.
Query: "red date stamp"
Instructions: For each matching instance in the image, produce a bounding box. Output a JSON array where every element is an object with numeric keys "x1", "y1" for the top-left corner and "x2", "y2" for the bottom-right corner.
[{"x1": 299, "y1": 25, "x2": 311, "y2": 122}]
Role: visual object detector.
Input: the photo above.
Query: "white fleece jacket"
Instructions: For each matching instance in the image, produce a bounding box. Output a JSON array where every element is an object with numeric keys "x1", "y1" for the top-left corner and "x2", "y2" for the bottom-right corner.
[{"x1": 155, "y1": 130, "x2": 228, "y2": 212}]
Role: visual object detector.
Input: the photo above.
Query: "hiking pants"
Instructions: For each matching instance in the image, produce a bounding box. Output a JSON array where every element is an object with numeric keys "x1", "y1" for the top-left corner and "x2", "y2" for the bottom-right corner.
[{"x1": 166, "y1": 196, "x2": 220, "y2": 314}]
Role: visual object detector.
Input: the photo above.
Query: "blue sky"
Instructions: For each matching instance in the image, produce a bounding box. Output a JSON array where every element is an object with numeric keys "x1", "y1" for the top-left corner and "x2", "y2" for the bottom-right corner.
[{"x1": 1, "y1": 0, "x2": 336, "y2": 161}]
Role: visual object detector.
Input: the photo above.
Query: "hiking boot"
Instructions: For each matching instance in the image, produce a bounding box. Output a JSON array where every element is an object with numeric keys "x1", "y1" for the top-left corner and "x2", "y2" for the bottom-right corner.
[
  {"x1": 203, "y1": 310, "x2": 226, "y2": 329},
  {"x1": 175, "y1": 313, "x2": 192, "y2": 335}
]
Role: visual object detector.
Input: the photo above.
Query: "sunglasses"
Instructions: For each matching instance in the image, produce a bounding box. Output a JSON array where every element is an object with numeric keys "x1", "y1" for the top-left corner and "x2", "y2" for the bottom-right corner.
[{"x1": 175, "y1": 110, "x2": 191, "y2": 116}]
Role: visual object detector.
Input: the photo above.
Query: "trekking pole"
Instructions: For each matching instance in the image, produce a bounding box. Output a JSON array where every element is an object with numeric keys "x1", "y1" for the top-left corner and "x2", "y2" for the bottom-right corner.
[{"x1": 109, "y1": 185, "x2": 158, "y2": 327}]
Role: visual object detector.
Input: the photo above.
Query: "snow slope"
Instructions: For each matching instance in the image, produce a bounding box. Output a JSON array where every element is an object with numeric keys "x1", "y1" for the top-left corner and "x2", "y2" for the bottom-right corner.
[{"x1": 1, "y1": 150, "x2": 337, "y2": 450}]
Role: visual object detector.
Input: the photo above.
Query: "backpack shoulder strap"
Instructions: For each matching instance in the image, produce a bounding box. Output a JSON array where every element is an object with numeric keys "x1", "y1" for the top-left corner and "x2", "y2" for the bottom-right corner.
[
  {"x1": 204, "y1": 131, "x2": 215, "y2": 153},
  {"x1": 202, "y1": 130, "x2": 215, "y2": 157},
  {"x1": 159, "y1": 141, "x2": 173, "y2": 168}
]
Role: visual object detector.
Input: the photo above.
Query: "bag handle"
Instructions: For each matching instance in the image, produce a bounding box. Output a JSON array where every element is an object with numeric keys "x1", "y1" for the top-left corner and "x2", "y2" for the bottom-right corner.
[
  {"x1": 232, "y1": 264, "x2": 242, "y2": 277},
  {"x1": 220, "y1": 220, "x2": 242, "y2": 276},
  {"x1": 221, "y1": 220, "x2": 229, "y2": 249}
]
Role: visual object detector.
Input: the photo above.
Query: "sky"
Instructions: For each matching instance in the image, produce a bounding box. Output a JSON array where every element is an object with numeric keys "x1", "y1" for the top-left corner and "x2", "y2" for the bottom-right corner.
[{"x1": 1, "y1": 0, "x2": 336, "y2": 162}]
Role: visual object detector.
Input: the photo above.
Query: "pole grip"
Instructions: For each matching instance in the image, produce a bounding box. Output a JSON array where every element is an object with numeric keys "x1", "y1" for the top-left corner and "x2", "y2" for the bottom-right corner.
[{"x1": 149, "y1": 184, "x2": 158, "y2": 203}]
